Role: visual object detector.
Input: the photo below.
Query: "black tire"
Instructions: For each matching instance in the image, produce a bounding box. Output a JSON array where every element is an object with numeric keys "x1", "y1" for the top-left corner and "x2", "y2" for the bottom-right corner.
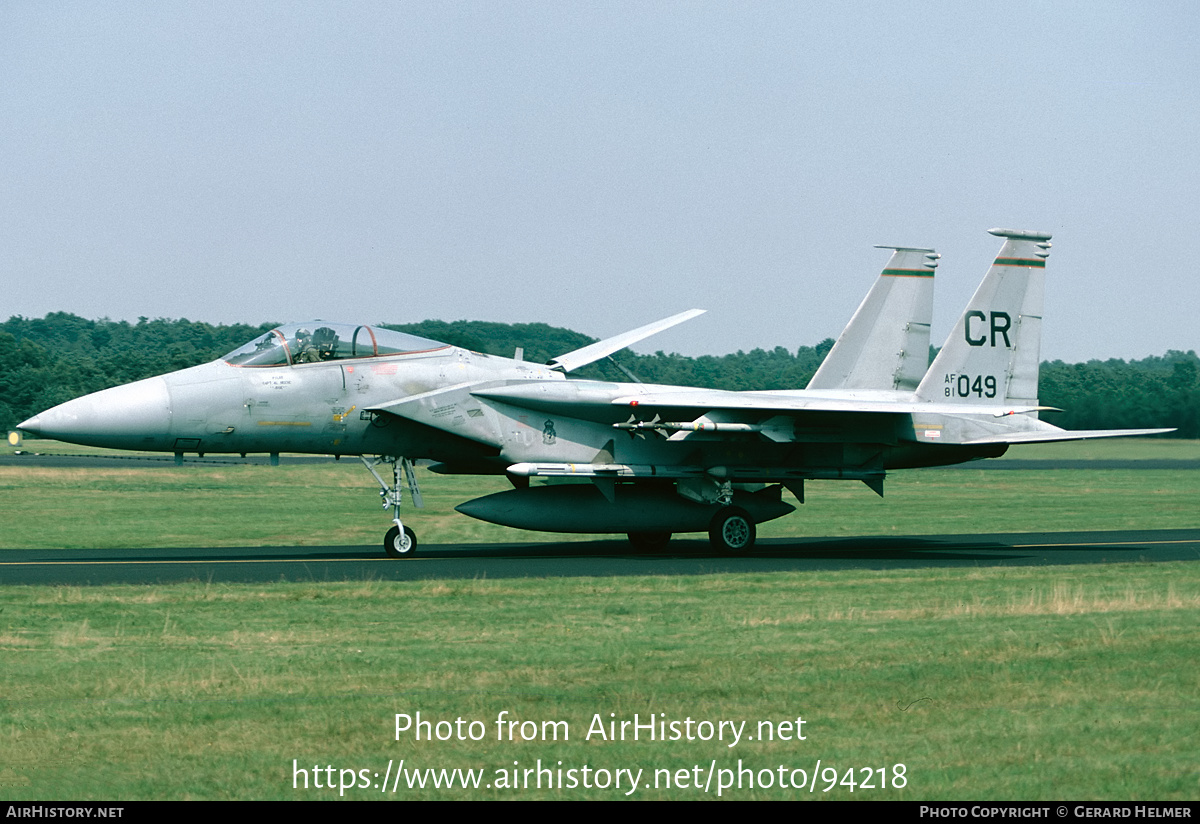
[
  {"x1": 627, "y1": 532, "x2": 672, "y2": 553},
  {"x1": 384, "y1": 524, "x2": 418, "y2": 558},
  {"x1": 708, "y1": 507, "x2": 755, "y2": 555}
]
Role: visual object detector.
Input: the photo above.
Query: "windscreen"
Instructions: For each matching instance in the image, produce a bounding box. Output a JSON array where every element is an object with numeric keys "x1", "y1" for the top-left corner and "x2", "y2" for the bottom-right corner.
[{"x1": 223, "y1": 323, "x2": 447, "y2": 366}]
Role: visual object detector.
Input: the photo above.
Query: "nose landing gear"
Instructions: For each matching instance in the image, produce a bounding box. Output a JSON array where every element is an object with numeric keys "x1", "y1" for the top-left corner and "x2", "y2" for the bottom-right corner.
[{"x1": 362, "y1": 455, "x2": 424, "y2": 558}]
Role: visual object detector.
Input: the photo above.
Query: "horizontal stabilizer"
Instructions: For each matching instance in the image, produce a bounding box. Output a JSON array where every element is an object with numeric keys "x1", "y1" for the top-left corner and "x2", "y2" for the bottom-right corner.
[
  {"x1": 548, "y1": 309, "x2": 705, "y2": 373},
  {"x1": 962, "y1": 428, "x2": 1175, "y2": 445}
]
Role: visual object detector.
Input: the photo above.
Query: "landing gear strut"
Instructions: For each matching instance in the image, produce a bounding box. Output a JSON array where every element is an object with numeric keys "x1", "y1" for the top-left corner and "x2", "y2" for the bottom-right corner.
[{"x1": 362, "y1": 456, "x2": 423, "y2": 558}]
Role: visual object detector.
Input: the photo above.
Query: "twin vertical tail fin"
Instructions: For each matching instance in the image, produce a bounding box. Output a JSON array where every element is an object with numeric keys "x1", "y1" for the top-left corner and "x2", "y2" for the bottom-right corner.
[
  {"x1": 916, "y1": 228, "x2": 1052, "y2": 407},
  {"x1": 807, "y1": 246, "x2": 939, "y2": 392}
]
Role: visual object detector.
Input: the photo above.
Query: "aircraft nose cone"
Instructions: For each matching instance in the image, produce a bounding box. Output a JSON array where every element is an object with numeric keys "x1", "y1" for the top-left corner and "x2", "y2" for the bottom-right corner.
[
  {"x1": 21, "y1": 377, "x2": 172, "y2": 450},
  {"x1": 16, "y1": 413, "x2": 43, "y2": 435}
]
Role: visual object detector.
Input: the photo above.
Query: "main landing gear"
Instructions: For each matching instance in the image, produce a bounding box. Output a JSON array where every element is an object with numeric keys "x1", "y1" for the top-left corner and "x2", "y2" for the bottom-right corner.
[
  {"x1": 626, "y1": 507, "x2": 758, "y2": 555},
  {"x1": 362, "y1": 456, "x2": 423, "y2": 558},
  {"x1": 708, "y1": 506, "x2": 755, "y2": 555}
]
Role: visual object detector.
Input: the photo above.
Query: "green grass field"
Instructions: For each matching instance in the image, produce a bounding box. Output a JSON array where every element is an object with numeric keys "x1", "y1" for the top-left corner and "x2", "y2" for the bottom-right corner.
[{"x1": 0, "y1": 439, "x2": 1197, "y2": 800}]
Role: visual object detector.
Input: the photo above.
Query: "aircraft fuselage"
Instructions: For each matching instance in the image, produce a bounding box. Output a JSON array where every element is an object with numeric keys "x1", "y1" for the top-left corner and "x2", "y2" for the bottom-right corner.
[{"x1": 22, "y1": 343, "x2": 1006, "y2": 479}]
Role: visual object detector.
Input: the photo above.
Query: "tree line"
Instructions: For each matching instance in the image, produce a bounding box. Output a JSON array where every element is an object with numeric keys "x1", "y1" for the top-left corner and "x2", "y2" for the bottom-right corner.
[{"x1": 3, "y1": 313, "x2": 1197, "y2": 437}]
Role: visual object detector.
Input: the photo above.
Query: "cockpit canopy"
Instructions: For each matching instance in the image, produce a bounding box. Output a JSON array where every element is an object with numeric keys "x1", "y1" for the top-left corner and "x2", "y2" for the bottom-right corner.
[{"x1": 223, "y1": 322, "x2": 447, "y2": 367}]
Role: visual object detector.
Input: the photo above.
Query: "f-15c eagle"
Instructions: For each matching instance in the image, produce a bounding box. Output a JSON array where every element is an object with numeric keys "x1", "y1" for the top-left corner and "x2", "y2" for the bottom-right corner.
[{"x1": 18, "y1": 229, "x2": 1170, "y2": 556}]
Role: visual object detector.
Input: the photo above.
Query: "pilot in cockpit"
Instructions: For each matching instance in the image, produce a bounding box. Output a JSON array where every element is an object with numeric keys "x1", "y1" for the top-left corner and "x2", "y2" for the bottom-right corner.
[{"x1": 294, "y1": 328, "x2": 321, "y2": 363}]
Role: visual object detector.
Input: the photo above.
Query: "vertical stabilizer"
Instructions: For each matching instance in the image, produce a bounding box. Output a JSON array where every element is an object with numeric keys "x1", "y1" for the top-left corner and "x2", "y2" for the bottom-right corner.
[
  {"x1": 916, "y1": 228, "x2": 1052, "y2": 406},
  {"x1": 807, "y1": 246, "x2": 938, "y2": 391}
]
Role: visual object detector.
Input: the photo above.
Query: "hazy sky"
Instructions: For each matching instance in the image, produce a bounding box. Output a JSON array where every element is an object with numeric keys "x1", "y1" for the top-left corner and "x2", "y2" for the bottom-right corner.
[{"x1": 3, "y1": 1, "x2": 1197, "y2": 363}]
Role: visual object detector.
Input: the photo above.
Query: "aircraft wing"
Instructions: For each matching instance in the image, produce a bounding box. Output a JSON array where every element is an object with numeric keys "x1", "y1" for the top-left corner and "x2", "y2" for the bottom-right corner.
[
  {"x1": 470, "y1": 381, "x2": 1174, "y2": 445},
  {"x1": 547, "y1": 309, "x2": 705, "y2": 373},
  {"x1": 472, "y1": 382, "x2": 1044, "y2": 419}
]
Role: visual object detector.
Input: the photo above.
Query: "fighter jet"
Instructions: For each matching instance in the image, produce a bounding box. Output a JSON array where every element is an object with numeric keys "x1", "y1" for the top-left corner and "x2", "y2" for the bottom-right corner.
[{"x1": 17, "y1": 229, "x2": 1169, "y2": 557}]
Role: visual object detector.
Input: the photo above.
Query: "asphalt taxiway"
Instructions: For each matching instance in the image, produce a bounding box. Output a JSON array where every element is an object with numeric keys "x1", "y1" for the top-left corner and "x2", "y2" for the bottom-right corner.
[{"x1": 1, "y1": 529, "x2": 1197, "y2": 586}]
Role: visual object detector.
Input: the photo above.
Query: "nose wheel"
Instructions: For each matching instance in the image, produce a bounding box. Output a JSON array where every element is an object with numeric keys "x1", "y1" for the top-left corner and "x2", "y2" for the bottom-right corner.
[
  {"x1": 384, "y1": 524, "x2": 418, "y2": 558},
  {"x1": 362, "y1": 455, "x2": 424, "y2": 558}
]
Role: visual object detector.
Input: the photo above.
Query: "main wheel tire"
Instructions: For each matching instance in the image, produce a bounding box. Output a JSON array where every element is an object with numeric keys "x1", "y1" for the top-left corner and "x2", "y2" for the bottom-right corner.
[
  {"x1": 627, "y1": 532, "x2": 672, "y2": 553},
  {"x1": 708, "y1": 507, "x2": 755, "y2": 555},
  {"x1": 384, "y1": 524, "x2": 418, "y2": 558}
]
